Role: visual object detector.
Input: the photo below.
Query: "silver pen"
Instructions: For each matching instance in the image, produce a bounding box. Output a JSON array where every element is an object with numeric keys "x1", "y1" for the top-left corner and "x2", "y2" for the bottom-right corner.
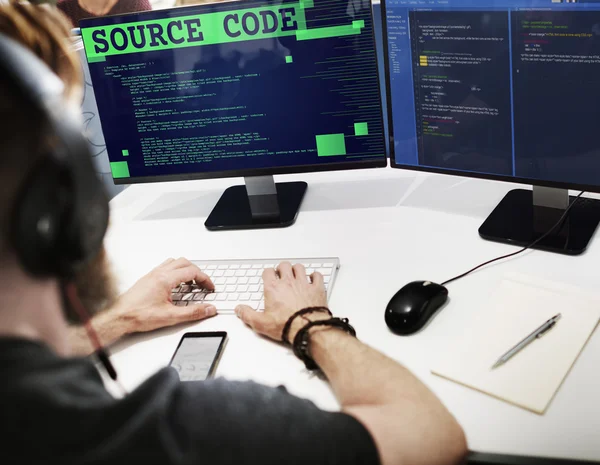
[{"x1": 492, "y1": 313, "x2": 562, "y2": 369}]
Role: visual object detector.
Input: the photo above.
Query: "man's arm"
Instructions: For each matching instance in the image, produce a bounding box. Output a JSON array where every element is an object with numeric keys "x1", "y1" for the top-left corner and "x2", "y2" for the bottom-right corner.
[
  {"x1": 69, "y1": 258, "x2": 217, "y2": 356},
  {"x1": 237, "y1": 262, "x2": 467, "y2": 465}
]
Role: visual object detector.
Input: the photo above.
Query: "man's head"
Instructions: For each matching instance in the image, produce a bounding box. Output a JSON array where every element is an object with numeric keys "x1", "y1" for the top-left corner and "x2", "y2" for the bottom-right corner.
[{"x1": 0, "y1": 0, "x2": 117, "y2": 321}]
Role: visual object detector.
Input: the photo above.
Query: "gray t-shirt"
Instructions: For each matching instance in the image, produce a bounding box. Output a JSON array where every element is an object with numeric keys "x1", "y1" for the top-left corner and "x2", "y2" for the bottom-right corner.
[{"x1": 0, "y1": 338, "x2": 380, "y2": 465}]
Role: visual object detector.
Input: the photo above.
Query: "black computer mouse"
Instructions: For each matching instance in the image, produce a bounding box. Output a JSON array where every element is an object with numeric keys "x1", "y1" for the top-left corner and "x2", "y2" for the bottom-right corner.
[{"x1": 385, "y1": 281, "x2": 449, "y2": 335}]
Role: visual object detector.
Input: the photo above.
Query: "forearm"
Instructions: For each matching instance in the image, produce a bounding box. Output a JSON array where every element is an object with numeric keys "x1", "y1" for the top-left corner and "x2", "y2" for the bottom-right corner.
[
  {"x1": 68, "y1": 306, "x2": 131, "y2": 356},
  {"x1": 305, "y1": 325, "x2": 467, "y2": 465}
]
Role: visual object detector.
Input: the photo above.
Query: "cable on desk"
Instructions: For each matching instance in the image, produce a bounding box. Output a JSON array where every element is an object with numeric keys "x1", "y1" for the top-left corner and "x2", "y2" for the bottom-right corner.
[{"x1": 441, "y1": 191, "x2": 585, "y2": 287}]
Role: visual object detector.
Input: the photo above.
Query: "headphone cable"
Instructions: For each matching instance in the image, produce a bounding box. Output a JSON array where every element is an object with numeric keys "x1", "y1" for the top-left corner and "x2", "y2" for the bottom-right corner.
[
  {"x1": 441, "y1": 191, "x2": 585, "y2": 287},
  {"x1": 64, "y1": 282, "x2": 127, "y2": 395}
]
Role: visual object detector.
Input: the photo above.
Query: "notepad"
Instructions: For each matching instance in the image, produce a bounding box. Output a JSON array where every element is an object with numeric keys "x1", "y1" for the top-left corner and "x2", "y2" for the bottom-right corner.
[{"x1": 431, "y1": 273, "x2": 600, "y2": 414}]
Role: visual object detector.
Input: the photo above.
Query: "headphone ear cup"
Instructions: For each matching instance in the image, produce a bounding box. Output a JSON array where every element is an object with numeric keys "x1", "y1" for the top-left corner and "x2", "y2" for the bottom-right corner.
[{"x1": 11, "y1": 157, "x2": 77, "y2": 277}]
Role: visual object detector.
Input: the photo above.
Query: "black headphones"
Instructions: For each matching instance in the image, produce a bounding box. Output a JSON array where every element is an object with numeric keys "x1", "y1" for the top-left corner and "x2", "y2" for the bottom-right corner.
[{"x1": 0, "y1": 33, "x2": 109, "y2": 279}]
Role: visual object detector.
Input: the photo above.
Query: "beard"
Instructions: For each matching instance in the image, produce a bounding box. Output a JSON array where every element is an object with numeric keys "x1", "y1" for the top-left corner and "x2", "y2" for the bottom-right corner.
[{"x1": 63, "y1": 245, "x2": 118, "y2": 324}]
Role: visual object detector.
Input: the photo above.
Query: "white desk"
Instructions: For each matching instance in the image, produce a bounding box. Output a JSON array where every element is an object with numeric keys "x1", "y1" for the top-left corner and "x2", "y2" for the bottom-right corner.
[{"x1": 105, "y1": 167, "x2": 600, "y2": 463}]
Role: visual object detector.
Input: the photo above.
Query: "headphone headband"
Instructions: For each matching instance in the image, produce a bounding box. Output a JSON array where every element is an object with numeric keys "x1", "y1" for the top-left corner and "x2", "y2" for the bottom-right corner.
[{"x1": 0, "y1": 33, "x2": 109, "y2": 278}]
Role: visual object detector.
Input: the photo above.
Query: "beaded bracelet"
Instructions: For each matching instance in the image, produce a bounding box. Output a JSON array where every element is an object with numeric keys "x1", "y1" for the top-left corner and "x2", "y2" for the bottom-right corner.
[
  {"x1": 281, "y1": 306, "x2": 332, "y2": 344},
  {"x1": 292, "y1": 317, "x2": 356, "y2": 371}
]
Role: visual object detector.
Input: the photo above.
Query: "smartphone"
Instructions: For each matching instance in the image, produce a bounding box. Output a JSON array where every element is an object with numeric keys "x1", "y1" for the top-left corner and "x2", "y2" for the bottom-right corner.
[{"x1": 169, "y1": 331, "x2": 227, "y2": 381}]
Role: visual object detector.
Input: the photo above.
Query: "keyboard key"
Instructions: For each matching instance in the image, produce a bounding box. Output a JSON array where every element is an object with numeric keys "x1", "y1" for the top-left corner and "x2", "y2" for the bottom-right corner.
[
  {"x1": 252, "y1": 264, "x2": 262, "y2": 269},
  {"x1": 216, "y1": 294, "x2": 227, "y2": 301},
  {"x1": 206, "y1": 265, "x2": 217, "y2": 270},
  {"x1": 224, "y1": 270, "x2": 235, "y2": 277},
  {"x1": 230, "y1": 264, "x2": 240, "y2": 269},
  {"x1": 205, "y1": 293, "x2": 216, "y2": 301},
  {"x1": 180, "y1": 285, "x2": 192, "y2": 293},
  {"x1": 240, "y1": 293, "x2": 250, "y2": 300},
  {"x1": 310, "y1": 263, "x2": 322, "y2": 268},
  {"x1": 175, "y1": 301, "x2": 188, "y2": 307},
  {"x1": 215, "y1": 277, "x2": 226, "y2": 285},
  {"x1": 171, "y1": 286, "x2": 181, "y2": 293},
  {"x1": 247, "y1": 270, "x2": 258, "y2": 277},
  {"x1": 323, "y1": 263, "x2": 334, "y2": 268},
  {"x1": 249, "y1": 284, "x2": 259, "y2": 292},
  {"x1": 237, "y1": 285, "x2": 248, "y2": 292},
  {"x1": 235, "y1": 270, "x2": 246, "y2": 277},
  {"x1": 251, "y1": 293, "x2": 262, "y2": 301},
  {"x1": 218, "y1": 265, "x2": 228, "y2": 270},
  {"x1": 225, "y1": 285, "x2": 236, "y2": 292},
  {"x1": 324, "y1": 276, "x2": 331, "y2": 284},
  {"x1": 182, "y1": 293, "x2": 195, "y2": 301},
  {"x1": 319, "y1": 268, "x2": 332, "y2": 276},
  {"x1": 193, "y1": 293, "x2": 206, "y2": 301},
  {"x1": 241, "y1": 264, "x2": 252, "y2": 269},
  {"x1": 172, "y1": 293, "x2": 183, "y2": 301},
  {"x1": 249, "y1": 277, "x2": 260, "y2": 284},
  {"x1": 212, "y1": 270, "x2": 224, "y2": 277},
  {"x1": 226, "y1": 277, "x2": 237, "y2": 285},
  {"x1": 306, "y1": 268, "x2": 314, "y2": 275},
  {"x1": 238, "y1": 277, "x2": 249, "y2": 284},
  {"x1": 227, "y1": 293, "x2": 239, "y2": 301}
]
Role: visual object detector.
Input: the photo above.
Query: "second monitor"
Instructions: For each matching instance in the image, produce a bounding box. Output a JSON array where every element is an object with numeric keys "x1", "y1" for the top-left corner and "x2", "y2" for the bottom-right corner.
[
  {"x1": 81, "y1": 0, "x2": 387, "y2": 230},
  {"x1": 382, "y1": 0, "x2": 600, "y2": 254}
]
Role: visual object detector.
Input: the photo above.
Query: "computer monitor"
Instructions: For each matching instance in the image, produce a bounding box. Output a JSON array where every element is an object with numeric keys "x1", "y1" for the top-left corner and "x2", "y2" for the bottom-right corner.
[
  {"x1": 80, "y1": 0, "x2": 386, "y2": 230},
  {"x1": 382, "y1": 0, "x2": 600, "y2": 254}
]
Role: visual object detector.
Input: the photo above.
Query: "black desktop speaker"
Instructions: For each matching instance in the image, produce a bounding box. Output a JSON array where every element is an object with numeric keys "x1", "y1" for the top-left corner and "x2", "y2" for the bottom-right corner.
[{"x1": 0, "y1": 33, "x2": 109, "y2": 278}]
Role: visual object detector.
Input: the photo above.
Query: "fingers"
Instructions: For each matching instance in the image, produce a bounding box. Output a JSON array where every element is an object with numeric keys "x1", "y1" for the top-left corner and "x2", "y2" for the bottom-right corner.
[
  {"x1": 262, "y1": 267, "x2": 278, "y2": 285},
  {"x1": 276, "y1": 261, "x2": 294, "y2": 279},
  {"x1": 167, "y1": 265, "x2": 215, "y2": 291},
  {"x1": 292, "y1": 263, "x2": 306, "y2": 280},
  {"x1": 159, "y1": 257, "x2": 175, "y2": 267},
  {"x1": 169, "y1": 303, "x2": 217, "y2": 323},
  {"x1": 162, "y1": 257, "x2": 192, "y2": 271},
  {"x1": 236, "y1": 304, "x2": 268, "y2": 334},
  {"x1": 310, "y1": 271, "x2": 325, "y2": 289}
]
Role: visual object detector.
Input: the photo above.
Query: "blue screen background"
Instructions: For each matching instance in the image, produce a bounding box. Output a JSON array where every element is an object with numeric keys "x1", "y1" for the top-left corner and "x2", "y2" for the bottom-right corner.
[{"x1": 383, "y1": 0, "x2": 600, "y2": 187}]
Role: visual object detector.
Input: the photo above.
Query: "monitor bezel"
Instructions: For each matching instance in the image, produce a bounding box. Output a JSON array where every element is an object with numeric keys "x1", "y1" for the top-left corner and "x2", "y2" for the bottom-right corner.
[
  {"x1": 79, "y1": 0, "x2": 388, "y2": 186},
  {"x1": 379, "y1": 0, "x2": 600, "y2": 195}
]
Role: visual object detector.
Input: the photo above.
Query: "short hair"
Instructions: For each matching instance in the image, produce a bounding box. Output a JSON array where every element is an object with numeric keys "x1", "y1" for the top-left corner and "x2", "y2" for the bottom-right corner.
[{"x1": 0, "y1": 0, "x2": 81, "y2": 256}]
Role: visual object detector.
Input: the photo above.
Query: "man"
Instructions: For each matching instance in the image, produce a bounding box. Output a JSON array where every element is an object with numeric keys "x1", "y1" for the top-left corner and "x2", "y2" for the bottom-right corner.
[{"x1": 0, "y1": 2, "x2": 467, "y2": 464}]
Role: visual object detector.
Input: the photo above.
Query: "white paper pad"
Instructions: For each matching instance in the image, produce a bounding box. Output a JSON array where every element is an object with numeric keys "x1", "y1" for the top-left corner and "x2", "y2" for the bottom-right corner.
[{"x1": 431, "y1": 274, "x2": 600, "y2": 414}]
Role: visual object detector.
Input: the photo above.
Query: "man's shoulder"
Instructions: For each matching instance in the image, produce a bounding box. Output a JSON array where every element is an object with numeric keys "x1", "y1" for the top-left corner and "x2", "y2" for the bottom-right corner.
[{"x1": 0, "y1": 338, "x2": 379, "y2": 465}]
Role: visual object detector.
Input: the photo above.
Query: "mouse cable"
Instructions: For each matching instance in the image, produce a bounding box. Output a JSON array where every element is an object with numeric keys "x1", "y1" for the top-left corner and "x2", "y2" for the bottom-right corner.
[{"x1": 440, "y1": 191, "x2": 585, "y2": 287}]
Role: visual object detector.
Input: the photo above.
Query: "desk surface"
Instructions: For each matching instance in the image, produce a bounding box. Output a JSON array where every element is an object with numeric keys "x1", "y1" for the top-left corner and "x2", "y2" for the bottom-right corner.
[{"x1": 105, "y1": 167, "x2": 600, "y2": 462}]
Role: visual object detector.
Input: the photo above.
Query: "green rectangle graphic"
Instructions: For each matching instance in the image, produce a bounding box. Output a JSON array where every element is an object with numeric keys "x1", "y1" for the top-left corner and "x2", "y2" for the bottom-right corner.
[
  {"x1": 354, "y1": 122, "x2": 368, "y2": 136},
  {"x1": 296, "y1": 23, "x2": 362, "y2": 41},
  {"x1": 122, "y1": 149, "x2": 129, "y2": 157},
  {"x1": 285, "y1": 55, "x2": 293, "y2": 63},
  {"x1": 316, "y1": 134, "x2": 346, "y2": 157},
  {"x1": 110, "y1": 161, "x2": 130, "y2": 179}
]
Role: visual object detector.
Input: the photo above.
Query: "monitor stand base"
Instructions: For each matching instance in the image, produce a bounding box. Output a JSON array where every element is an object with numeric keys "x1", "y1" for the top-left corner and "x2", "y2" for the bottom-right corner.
[
  {"x1": 205, "y1": 176, "x2": 307, "y2": 231},
  {"x1": 479, "y1": 187, "x2": 600, "y2": 255}
]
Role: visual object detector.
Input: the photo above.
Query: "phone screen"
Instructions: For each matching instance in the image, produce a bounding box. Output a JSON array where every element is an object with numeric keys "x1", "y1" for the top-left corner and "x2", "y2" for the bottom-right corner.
[{"x1": 169, "y1": 333, "x2": 226, "y2": 381}]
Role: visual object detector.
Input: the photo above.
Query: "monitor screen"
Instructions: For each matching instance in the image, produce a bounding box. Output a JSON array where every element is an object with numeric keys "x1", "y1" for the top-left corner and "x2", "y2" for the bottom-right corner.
[
  {"x1": 80, "y1": 0, "x2": 386, "y2": 184},
  {"x1": 383, "y1": 0, "x2": 600, "y2": 189}
]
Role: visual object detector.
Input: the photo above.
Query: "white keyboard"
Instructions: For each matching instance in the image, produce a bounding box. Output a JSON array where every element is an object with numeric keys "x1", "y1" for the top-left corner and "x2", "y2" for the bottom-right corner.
[{"x1": 171, "y1": 258, "x2": 340, "y2": 314}]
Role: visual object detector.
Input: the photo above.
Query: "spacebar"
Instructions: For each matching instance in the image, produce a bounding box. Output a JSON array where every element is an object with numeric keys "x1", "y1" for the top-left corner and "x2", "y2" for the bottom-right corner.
[{"x1": 215, "y1": 301, "x2": 263, "y2": 314}]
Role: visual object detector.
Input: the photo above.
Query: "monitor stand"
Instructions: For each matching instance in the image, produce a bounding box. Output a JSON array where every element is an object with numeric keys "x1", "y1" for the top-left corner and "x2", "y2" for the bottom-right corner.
[
  {"x1": 205, "y1": 176, "x2": 307, "y2": 231},
  {"x1": 479, "y1": 186, "x2": 600, "y2": 255}
]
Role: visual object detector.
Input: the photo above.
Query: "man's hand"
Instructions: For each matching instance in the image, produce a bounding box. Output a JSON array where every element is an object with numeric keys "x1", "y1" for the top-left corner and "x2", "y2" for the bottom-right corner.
[
  {"x1": 112, "y1": 257, "x2": 216, "y2": 332},
  {"x1": 69, "y1": 258, "x2": 217, "y2": 355},
  {"x1": 236, "y1": 261, "x2": 329, "y2": 342}
]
